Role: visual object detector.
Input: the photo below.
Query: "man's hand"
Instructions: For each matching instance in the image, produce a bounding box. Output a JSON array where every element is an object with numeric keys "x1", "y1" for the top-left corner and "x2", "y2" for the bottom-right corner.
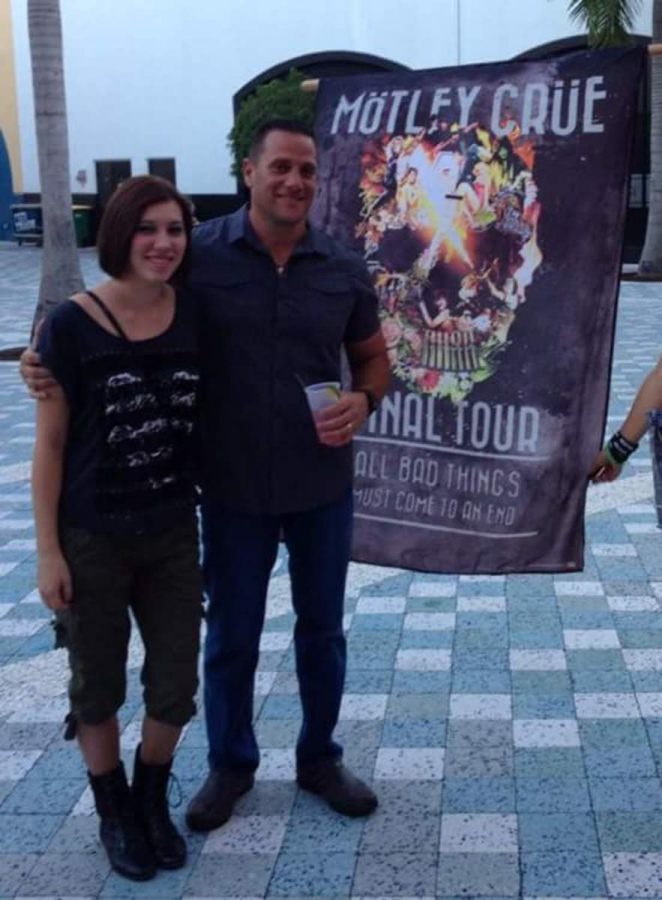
[
  {"x1": 589, "y1": 449, "x2": 622, "y2": 483},
  {"x1": 315, "y1": 391, "x2": 369, "y2": 447},
  {"x1": 20, "y1": 348, "x2": 57, "y2": 399},
  {"x1": 38, "y1": 551, "x2": 73, "y2": 611}
]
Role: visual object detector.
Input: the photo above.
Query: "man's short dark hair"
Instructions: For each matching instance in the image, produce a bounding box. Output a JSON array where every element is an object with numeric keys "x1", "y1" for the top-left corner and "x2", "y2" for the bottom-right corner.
[
  {"x1": 97, "y1": 175, "x2": 193, "y2": 280},
  {"x1": 248, "y1": 118, "x2": 316, "y2": 161}
]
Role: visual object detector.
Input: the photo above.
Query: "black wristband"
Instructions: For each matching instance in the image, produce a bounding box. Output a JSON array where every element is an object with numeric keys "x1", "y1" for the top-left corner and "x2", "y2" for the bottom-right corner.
[
  {"x1": 607, "y1": 430, "x2": 638, "y2": 465},
  {"x1": 359, "y1": 388, "x2": 379, "y2": 415}
]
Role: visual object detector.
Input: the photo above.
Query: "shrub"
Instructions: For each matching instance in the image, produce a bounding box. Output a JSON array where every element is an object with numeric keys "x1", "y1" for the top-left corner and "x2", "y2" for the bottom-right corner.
[{"x1": 228, "y1": 69, "x2": 316, "y2": 179}]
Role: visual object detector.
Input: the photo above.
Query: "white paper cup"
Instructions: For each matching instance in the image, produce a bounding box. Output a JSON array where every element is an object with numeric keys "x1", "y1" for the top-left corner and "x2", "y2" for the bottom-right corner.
[{"x1": 303, "y1": 381, "x2": 341, "y2": 413}]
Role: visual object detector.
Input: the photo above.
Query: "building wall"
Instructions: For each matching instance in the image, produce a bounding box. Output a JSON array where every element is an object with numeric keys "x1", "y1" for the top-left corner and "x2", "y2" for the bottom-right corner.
[
  {"x1": 0, "y1": 0, "x2": 22, "y2": 235},
  {"x1": 1, "y1": 0, "x2": 22, "y2": 189},
  {"x1": 9, "y1": 0, "x2": 654, "y2": 196}
]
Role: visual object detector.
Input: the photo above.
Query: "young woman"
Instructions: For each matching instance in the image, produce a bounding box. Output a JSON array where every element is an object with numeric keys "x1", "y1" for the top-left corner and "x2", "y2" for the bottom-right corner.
[{"x1": 32, "y1": 176, "x2": 201, "y2": 881}]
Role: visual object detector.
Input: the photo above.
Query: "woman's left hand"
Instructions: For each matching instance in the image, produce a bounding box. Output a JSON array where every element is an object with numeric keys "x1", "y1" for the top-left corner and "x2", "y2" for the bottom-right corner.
[{"x1": 38, "y1": 552, "x2": 73, "y2": 611}]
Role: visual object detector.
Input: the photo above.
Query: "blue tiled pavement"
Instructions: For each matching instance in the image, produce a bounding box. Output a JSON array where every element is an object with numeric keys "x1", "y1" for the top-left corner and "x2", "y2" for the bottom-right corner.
[{"x1": 1, "y1": 243, "x2": 662, "y2": 897}]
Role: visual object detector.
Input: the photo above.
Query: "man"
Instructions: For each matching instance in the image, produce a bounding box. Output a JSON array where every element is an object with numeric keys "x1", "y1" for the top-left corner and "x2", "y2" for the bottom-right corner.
[{"x1": 23, "y1": 119, "x2": 390, "y2": 831}]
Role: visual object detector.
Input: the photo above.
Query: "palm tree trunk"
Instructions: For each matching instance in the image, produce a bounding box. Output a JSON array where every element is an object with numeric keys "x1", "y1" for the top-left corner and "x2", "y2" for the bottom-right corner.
[
  {"x1": 639, "y1": 0, "x2": 662, "y2": 275},
  {"x1": 28, "y1": 0, "x2": 83, "y2": 330}
]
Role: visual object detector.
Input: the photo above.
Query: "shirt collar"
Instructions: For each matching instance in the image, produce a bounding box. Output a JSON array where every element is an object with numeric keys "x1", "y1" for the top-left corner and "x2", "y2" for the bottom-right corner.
[
  {"x1": 226, "y1": 205, "x2": 249, "y2": 245},
  {"x1": 227, "y1": 204, "x2": 332, "y2": 258}
]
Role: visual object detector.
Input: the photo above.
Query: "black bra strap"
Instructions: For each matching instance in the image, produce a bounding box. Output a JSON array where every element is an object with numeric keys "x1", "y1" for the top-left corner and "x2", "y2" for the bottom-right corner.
[{"x1": 85, "y1": 290, "x2": 130, "y2": 341}]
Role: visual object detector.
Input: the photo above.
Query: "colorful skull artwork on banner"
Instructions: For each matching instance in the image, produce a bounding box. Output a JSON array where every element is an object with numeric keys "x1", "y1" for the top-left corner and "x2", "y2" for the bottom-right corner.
[{"x1": 313, "y1": 47, "x2": 644, "y2": 573}]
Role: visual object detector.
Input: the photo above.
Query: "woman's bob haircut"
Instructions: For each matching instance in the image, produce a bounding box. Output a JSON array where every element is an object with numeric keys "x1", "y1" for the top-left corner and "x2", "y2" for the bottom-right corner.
[{"x1": 96, "y1": 175, "x2": 194, "y2": 281}]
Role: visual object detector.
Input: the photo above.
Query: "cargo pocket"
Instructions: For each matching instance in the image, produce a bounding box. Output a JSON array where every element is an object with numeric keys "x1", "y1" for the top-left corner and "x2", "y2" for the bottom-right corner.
[
  {"x1": 51, "y1": 615, "x2": 69, "y2": 650},
  {"x1": 63, "y1": 711, "x2": 77, "y2": 741}
]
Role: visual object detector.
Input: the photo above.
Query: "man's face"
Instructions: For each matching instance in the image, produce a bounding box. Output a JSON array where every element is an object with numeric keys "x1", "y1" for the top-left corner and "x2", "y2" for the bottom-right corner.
[{"x1": 242, "y1": 130, "x2": 318, "y2": 230}]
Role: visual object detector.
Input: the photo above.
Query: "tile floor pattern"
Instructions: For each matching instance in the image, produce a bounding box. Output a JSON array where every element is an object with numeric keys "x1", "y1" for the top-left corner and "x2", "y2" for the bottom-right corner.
[{"x1": 1, "y1": 246, "x2": 662, "y2": 896}]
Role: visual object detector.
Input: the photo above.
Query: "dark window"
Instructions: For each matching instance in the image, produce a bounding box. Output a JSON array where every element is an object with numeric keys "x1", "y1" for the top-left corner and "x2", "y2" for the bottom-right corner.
[
  {"x1": 95, "y1": 159, "x2": 132, "y2": 210},
  {"x1": 148, "y1": 158, "x2": 176, "y2": 185}
]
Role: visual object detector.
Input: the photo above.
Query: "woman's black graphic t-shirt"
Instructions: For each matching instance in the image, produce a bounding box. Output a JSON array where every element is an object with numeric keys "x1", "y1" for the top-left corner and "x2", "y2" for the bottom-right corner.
[{"x1": 39, "y1": 292, "x2": 200, "y2": 534}]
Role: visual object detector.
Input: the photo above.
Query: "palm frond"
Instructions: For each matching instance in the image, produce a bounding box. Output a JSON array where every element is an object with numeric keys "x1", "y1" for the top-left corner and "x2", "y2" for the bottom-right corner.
[{"x1": 569, "y1": 0, "x2": 643, "y2": 47}]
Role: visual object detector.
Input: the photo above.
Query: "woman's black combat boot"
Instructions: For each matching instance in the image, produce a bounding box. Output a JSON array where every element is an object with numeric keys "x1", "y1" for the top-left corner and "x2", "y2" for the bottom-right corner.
[
  {"x1": 132, "y1": 745, "x2": 186, "y2": 869},
  {"x1": 88, "y1": 762, "x2": 156, "y2": 881}
]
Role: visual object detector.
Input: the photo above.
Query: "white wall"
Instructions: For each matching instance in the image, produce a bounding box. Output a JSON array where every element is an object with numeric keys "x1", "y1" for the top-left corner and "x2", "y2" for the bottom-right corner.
[{"x1": 11, "y1": 0, "x2": 654, "y2": 196}]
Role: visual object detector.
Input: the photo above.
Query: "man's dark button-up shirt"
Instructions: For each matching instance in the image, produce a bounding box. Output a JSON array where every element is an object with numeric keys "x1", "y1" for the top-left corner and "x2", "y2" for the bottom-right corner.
[{"x1": 190, "y1": 206, "x2": 380, "y2": 516}]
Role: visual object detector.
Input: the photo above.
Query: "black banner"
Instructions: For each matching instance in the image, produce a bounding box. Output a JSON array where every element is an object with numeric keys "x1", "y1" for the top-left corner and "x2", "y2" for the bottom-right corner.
[{"x1": 313, "y1": 48, "x2": 644, "y2": 573}]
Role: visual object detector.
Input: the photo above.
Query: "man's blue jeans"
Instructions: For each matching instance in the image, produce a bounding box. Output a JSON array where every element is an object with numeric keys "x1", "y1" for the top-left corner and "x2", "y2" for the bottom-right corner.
[{"x1": 201, "y1": 489, "x2": 352, "y2": 773}]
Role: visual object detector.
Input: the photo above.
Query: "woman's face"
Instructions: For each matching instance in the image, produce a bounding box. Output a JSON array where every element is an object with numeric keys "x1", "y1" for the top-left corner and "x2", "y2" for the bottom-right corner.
[{"x1": 127, "y1": 200, "x2": 187, "y2": 283}]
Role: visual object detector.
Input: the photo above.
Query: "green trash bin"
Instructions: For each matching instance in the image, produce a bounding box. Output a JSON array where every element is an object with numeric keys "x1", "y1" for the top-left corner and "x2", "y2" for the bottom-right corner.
[{"x1": 72, "y1": 205, "x2": 93, "y2": 247}]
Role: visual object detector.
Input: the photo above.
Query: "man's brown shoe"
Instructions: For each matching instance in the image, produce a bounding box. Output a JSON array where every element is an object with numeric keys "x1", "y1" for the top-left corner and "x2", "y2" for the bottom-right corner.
[
  {"x1": 185, "y1": 769, "x2": 254, "y2": 832},
  {"x1": 297, "y1": 759, "x2": 378, "y2": 817}
]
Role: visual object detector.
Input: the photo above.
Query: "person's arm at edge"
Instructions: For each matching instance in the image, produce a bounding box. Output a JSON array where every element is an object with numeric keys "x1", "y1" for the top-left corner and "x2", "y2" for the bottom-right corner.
[
  {"x1": 32, "y1": 388, "x2": 73, "y2": 609},
  {"x1": 590, "y1": 356, "x2": 662, "y2": 483}
]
